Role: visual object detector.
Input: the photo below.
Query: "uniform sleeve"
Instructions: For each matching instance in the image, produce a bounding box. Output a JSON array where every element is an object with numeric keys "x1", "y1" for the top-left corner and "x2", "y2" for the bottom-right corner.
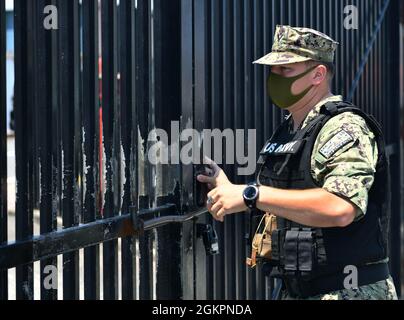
[{"x1": 310, "y1": 112, "x2": 379, "y2": 220}]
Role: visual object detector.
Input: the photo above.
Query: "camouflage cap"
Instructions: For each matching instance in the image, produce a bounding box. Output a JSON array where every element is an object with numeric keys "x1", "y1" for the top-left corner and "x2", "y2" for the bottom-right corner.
[{"x1": 253, "y1": 25, "x2": 339, "y2": 66}]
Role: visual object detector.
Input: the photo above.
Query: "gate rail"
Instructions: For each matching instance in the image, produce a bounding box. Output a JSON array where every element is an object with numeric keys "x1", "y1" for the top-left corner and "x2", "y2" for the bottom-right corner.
[{"x1": 0, "y1": 205, "x2": 209, "y2": 270}]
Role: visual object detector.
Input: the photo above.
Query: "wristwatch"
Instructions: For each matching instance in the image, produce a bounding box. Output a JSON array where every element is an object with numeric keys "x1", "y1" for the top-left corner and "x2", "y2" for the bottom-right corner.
[{"x1": 243, "y1": 183, "x2": 260, "y2": 210}]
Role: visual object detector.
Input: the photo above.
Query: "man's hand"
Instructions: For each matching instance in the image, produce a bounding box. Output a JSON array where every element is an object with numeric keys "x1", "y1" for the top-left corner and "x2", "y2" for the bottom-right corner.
[
  {"x1": 206, "y1": 184, "x2": 248, "y2": 222},
  {"x1": 196, "y1": 157, "x2": 247, "y2": 222},
  {"x1": 196, "y1": 157, "x2": 231, "y2": 189}
]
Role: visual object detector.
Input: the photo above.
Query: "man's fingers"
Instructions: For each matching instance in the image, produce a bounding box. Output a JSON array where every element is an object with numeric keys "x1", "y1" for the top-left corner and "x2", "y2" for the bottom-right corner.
[
  {"x1": 216, "y1": 208, "x2": 225, "y2": 222},
  {"x1": 203, "y1": 156, "x2": 214, "y2": 166},
  {"x1": 209, "y1": 206, "x2": 223, "y2": 222},
  {"x1": 210, "y1": 162, "x2": 221, "y2": 176},
  {"x1": 203, "y1": 156, "x2": 221, "y2": 178},
  {"x1": 210, "y1": 201, "x2": 222, "y2": 215},
  {"x1": 197, "y1": 174, "x2": 215, "y2": 184},
  {"x1": 207, "y1": 188, "x2": 217, "y2": 199}
]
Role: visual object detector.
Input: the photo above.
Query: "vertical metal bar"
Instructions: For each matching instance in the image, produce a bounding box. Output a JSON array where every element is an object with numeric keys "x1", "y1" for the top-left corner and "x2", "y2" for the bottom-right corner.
[
  {"x1": 101, "y1": 0, "x2": 118, "y2": 300},
  {"x1": 287, "y1": 0, "x2": 292, "y2": 26},
  {"x1": 82, "y1": 0, "x2": 100, "y2": 300},
  {"x1": 138, "y1": 215, "x2": 152, "y2": 300},
  {"x1": 311, "y1": 0, "x2": 316, "y2": 29},
  {"x1": 357, "y1": 0, "x2": 363, "y2": 106},
  {"x1": 335, "y1": 0, "x2": 341, "y2": 94},
  {"x1": 50, "y1": 0, "x2": 61, "y2": 301},
  {"x1": 213, "y1": 0, "x2": 226, "y2": 300},
  {"x1": 363, "y1": 0, "x2": 368, "y2": 111},
  {"x1": 382, "y1": 0, "x2": 387, "y2": 132},
  {"x1": 253, "y1": 0, "x2": 263, "y2": 161},
  {"x1": 119, "y1": 0, "x2": 137, "y2": 301},
  {"x1": 386, "y1": 0, "x2": 401, "y2": 297},
  {"x1": 271, "y1": 0, "x2": 280, "y2": 127},
  {"x1": 151, "y1": 0, "x2": 182, "y2": 300},
  {"x1": 321, "y1": 0, "x2": 326, "y2": 34},
  {"x1": 339, "y1": 0, "x2": 344, "y2": 93},
  {"x1": 398, "y1": 0, "x2": 404, "y2": 298},
  {"x1": 244, "y1": 0, "x2": 256, "y2": 300},
  {"x1": 328, "y1": 0, "x2": 332, "y2": 40},
  {"x1": 329, "y1": 0, "x2": 334, "y2": 90},
  {"x1": 180, "y1": 0, "x2": 195, "y2": 300},
  {"x1": 296, "y1": 0, "x2": 302, "y2": 26},
  {"x1": 302, "y1": 0, "x2": 307, "y2": 27},
  {"x1": 315, "y1": 0, "x2": 320, "y2": 31},
  {"x1": 253, "y1": 0, "x2": 265, "y2": 301},
  {"x1": 136, "y1": 0, "x2": 152, "y2": 300},
  {"x1": 278, "y1": 0, "x2": 287, "y2": 121},
  {"x1": 262, "y1": 0, "x2": 272, "y2": 300},
  {"x1": 263, "y1": 0, "x2": 271, "y2": 140},
  {"x1": 351, "y1": 0, "x2": 357, "y2": 98},
  {"x1": 58, "y1": 0, "x2": 80, "y2": 300},
  {"x1": 343, "y1": 0, "x2": 348, "y2": 95},
  {"x1": 204, "y1": 0, "x2": 214, "y2": 300},
  {"x1": 14, "y1": 0, "x2": 34, "y2": 300},
  {"x1": 35, "y1": 0, "x2": 57, "y2": 300},
  {"x1": 194, "y1": 0, "x2": 209, "y2": 300},
  {"x1": 0, "y1": 0, "x2": 7, "y2": 300},
  {"x1": 374, "y1": 0, "x2": 379, "y2": 118},
  {"x1": 370, "y1": 0, "x2": 375, "y2": 117},
  {"x1": 233, "y1": 0, "x2": 246, "y2": 301},
  {"x1": 75, "y1": 0, "x2": 83, "y2": 255},
  {"x1": 223, "y1": 0, "x2": 236, "y2": 301},
  {"x1": 376, "y1": 0, "x2": 384, "y2": 124}
]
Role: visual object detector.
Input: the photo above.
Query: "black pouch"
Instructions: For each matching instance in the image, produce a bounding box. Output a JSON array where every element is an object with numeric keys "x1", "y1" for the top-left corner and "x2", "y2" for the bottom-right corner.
[
  {"x1": 270, "y1": 229, "x2": 285, "y2": 266},
  {"x1": 297, "y1": 229, "x2": 317, "y2": 279},
  {"x1": 282, "y1": 229, "x2": 319, "y2": 297},
  {"x1": 284, "y1": 229, "x2": 300, "y2": 272}
]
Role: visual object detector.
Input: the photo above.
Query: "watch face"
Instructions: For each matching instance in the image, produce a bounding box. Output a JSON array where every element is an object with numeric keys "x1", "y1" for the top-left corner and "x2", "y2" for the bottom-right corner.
[{"x1": 244, "y1": 186, "x2": 258, "y2": 200}]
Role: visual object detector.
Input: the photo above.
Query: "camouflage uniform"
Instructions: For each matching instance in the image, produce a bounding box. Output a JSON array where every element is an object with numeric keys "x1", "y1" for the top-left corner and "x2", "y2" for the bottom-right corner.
[
  {"x1": 282, "y1": 276, "x2": 398, "y2": 300},
  {"x1": 254, "y1": 26, "x2": 398, "y2": 300},
  {"x1": 283, "y1": 95, "x2": 398, "y2": 300}
]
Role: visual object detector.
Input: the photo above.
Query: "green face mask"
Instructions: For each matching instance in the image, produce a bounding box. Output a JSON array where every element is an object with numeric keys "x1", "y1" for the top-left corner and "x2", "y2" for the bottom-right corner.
[{"x1": 267, "y1": 66, "x2": 317, "y2": 109}]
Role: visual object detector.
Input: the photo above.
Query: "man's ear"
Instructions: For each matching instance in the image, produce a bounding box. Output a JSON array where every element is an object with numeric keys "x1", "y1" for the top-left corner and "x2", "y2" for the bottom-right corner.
[{"x1": 312, "y1": 65, "x2": 327, "y2": 85}]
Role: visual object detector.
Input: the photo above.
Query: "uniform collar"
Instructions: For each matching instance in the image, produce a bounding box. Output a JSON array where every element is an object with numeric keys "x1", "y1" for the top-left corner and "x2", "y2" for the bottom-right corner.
[{"x1": 287, "y1": 95, "x2": 343, "y2": 133}]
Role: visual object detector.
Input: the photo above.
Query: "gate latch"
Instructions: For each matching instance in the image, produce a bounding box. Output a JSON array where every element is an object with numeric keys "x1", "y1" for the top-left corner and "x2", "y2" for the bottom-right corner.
[{"x1": 197, "y1": 224, "x2": 220, "y2": 256}]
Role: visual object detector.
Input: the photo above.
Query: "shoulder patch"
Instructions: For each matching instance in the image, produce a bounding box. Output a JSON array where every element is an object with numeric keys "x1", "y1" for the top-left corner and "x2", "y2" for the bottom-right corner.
[{"x1": 319, "y1": 129, "x2": 355, "y2": 159}]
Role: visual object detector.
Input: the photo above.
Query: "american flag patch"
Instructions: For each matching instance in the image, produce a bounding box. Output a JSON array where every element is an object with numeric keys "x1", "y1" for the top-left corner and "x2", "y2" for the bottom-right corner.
[{"x1": 319, "y1": 129, "x2": 354, "y2": 159}]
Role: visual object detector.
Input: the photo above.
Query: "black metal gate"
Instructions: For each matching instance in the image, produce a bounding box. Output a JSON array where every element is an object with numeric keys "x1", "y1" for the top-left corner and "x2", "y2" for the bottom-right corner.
[{"x1": 0, "y1": 0, "x2": 402, "y2": 300}]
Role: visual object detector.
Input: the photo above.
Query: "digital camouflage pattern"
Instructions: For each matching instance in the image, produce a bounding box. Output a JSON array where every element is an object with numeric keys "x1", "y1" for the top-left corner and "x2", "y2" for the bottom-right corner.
[
  {"x1": 254, "y1": 25, "x2": 339, "y2": 66},
  {"x1": 282, "y1": 277, "x2": 398, "y2": 300},
  {"x1": 300, "y1": 95, "x2": 378, "y2": 220}
]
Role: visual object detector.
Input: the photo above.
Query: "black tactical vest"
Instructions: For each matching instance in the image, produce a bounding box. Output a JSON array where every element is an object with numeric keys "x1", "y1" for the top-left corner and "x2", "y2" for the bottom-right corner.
[{"x1": 256, "y1": 101, "x2": 391, "y2": 295}]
